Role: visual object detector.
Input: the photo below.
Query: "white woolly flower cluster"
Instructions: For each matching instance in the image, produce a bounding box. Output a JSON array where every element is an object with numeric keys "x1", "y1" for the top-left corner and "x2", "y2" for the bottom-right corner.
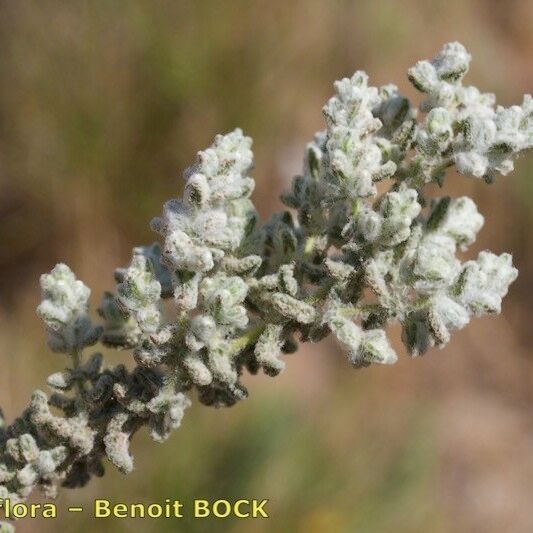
[
  {"x1": 321, "y1": 71, "x2": 399, "y2": 200},
  {"x1": 37, "y1": 264, "x2": 102, "y2": 353},
  {"x1": 0, "y1": 42, "x2": 529, "y2": 531},
  {"x1": 151, "y1": 128, "x2": 255, "y2": 274},
  {"x1": 409, "y1": 41, "x2": 532, "y2": 184}
]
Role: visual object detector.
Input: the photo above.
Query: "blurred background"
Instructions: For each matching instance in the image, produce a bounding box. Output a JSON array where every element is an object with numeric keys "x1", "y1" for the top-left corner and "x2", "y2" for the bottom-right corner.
[{"x1": 0, "y1": 1, "x2": 531, "y2": 531}]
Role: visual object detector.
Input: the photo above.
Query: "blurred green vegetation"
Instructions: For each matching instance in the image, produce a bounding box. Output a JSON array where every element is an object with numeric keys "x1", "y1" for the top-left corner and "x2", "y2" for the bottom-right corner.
[
  {"x1": 0, "y1": 1, "x2": 531, "y2": 532},
  {"x1": 57, "y1": 383, "x2": 442, "y2": 533}
]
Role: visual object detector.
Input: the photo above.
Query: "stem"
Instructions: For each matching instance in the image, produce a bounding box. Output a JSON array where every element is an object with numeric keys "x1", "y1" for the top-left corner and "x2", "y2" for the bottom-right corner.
[
  {"x1": 337, "y1": 303, "x2": 382, "y2": 318},
  {"x1": 71, "y1": 348, "x2": 84, "y2": 395},
  {"x1": 430, "y1": 158, "x2": 454, "y2": 182},
  {"x1": 304, "y1": 281, "x2": 334, "y2": 304},
  {"x1": 303, "y1": 235, "x2": 316, "y2": 259},
  {"x1": 71, "y1": 348, "x2": 81, "y2": 370},
  {"x1": 295, "y1": 235, "x2": 318, "y2": 285},
  {"x1": 228, "y1": 324, "x2": 265, "y2": 356}
]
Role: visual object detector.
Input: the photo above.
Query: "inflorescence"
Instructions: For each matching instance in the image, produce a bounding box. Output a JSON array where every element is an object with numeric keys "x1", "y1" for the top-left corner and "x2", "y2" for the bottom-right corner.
[{"x1": 0, "y1": 42, "x2": 531, "y2": 531}]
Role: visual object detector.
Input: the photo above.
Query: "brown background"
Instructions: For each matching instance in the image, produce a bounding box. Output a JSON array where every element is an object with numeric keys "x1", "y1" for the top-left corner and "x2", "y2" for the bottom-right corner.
[{"x1": 0, "y1": 1, "x2": 532, "y2": 531}]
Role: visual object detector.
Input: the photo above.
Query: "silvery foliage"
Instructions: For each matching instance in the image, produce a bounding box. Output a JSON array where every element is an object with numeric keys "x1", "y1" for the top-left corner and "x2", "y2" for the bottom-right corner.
[{"x1": 0, "y1": 42, "x2": 529, "y2": 528}]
